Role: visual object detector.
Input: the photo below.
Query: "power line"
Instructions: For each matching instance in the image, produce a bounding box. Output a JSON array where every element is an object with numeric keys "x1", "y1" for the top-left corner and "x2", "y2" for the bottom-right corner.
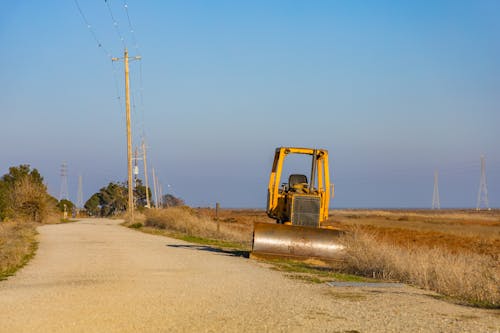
[
  {"x1": 105, "y1": 0, "x2": 127, "y2": 49},
  {"x1": 111, "y1": 61, "x2": 124, "y2": 110},
  {"x1": 138, "y1": 60, "x2": 146, "y2": 138},
  {"x1": 73, "y1": 0, "x2": 124, "y2": 109},
  {"x1": 123, "y1": 0, "x2": 140, "y2": 55},
  {"x1": 74, "y1": 0, "x2": 112, "y2": 58}
]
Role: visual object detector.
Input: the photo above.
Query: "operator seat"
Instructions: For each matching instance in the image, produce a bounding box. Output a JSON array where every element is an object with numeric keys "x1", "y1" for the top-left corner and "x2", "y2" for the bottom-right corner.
[{"x1": 288, "y1": 174, "x2": 308, "y2": 190}]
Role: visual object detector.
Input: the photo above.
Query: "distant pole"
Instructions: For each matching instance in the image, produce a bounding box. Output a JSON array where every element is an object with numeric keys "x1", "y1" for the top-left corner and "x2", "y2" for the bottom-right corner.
[
  {"x1": 215, "y1": 202, "x2": 220, "y2": 233},
  {"x1": 134, "y1": 146, "x2": 139, "y2": 187},
  {"x1": 158, "y1": 183, "x2": 163, "y2": 208},
  {"x1": 476, "y1": 155, "x2": 490, "y2": 210},
  {"x1": 432, "y1": 170, "x2": 440, "y2": 209},
  {"x1": 155, "y1": 175, "x2": 161, "y2": 207},
  {"x1": 112, "y1": 49, "x2": 141, "y2": 221},
  {"x1": 152, "y1": 167, "x2": 158, "y2": 208},
  {"x1": 142, "y1": 139, "x2": 151, "y2": 208}
]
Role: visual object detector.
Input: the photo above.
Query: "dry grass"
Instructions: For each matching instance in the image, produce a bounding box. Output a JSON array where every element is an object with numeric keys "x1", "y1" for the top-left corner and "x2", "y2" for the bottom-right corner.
[
  {"x1": 340, "y1": 229, "x2": 500, "y2": 307},
  {"x1": 328, "y1": 209, "x2": 500, "y2": 258},
  {"x1": 0, "y1": 222, "x2": 38, "y2": 280},
  {"x1": 143, "y1": 207, "x2": 253, "y2": 245}
]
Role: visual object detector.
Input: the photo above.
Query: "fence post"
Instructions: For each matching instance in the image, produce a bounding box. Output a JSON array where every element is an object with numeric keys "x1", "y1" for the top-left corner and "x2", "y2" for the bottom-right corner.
[{"x1": 215, "y1": 202, "x2": 220, "y2": 233}]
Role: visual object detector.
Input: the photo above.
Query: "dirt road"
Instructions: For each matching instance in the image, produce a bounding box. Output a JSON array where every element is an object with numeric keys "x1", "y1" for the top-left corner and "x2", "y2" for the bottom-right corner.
[{"x1": 0, "y1": 219, "x2": 498, "y2": 332}]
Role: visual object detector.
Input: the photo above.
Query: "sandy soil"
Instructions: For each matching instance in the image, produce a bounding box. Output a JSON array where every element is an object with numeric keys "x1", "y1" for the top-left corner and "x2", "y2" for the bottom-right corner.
[{"x1": 0, "y1": 218, "x2": 498, "y2": 332}]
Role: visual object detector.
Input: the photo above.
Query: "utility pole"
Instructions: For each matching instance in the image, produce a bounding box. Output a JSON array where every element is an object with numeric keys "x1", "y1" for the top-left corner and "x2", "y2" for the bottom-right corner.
[
  {"x1": 476, "y1": 155, "x2": 490, "y2": 210},
  {"x1": 158, "y1": 183, "x2": 163, "y2": 207},
  {"x1": 432, "y1": 170, "x2": 440, "y2": 209},
  {"x1": 134, "y1": 146, "x2": 139, "y2": 188},
  {"x1": 152, "y1": 167, "x2": 158, "y2": 208},
  {"x1": 142, "y1": 139, "x2": 151, "y2": 208},
  {"x1": 112, "y1": 49, "x2": 141, "y2": 221}
]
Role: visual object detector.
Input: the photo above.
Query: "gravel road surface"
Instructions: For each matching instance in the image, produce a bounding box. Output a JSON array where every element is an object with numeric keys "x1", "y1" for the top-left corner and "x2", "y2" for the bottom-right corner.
[{"x1": 0, "y1": 219, "x2": 498, "y2": 332}]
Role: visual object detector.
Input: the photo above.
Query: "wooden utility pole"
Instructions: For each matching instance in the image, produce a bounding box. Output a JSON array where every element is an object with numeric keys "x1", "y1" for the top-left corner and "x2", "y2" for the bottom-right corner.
[
  {"x1": 142, "y1": 139, "x2": 151, "y2": 208},
  {"x1": 112, "y1": 49, "x2": 141, "y2": 221},
  {"x1": 158, "y1": 183, "x2": 163, "y2": 207},
  {"x1": 134, "y1": 146, "x2": 139, "y2": 188},
  {"x1": 152, "y1": 167, "x2": 158, "y2": 208},
  {"x1": 124, "y1": 49, "x2": 134, "y2": 220}
]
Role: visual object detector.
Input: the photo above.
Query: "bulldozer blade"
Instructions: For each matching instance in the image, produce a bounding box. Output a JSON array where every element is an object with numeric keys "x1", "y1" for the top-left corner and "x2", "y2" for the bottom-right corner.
[{"x1": 251, "y1": 222, "x2": 345, "y2": 262}]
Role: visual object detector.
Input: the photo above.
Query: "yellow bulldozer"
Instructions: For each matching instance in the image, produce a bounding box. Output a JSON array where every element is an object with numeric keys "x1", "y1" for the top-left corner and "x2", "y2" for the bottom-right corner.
[{"x1": 251, "y1": 147, "x2": 344, "y2": 262}]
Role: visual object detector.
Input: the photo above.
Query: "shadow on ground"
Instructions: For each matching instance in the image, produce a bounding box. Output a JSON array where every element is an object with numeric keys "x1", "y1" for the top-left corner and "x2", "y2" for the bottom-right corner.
[{"x1": 167, "y1": 244, "x2": 250, "y2": 258}]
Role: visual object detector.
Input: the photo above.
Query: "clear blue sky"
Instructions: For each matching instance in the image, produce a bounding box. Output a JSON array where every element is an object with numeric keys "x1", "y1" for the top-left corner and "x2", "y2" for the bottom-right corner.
[{"x1": 1, "y1": 1, "x2": 499, "y2": 208}]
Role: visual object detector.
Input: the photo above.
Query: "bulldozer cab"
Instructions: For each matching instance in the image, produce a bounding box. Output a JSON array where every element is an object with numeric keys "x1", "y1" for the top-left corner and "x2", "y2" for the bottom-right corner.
[{"x1": 267, "y1": 147, "x2": 332, "y2": 227}]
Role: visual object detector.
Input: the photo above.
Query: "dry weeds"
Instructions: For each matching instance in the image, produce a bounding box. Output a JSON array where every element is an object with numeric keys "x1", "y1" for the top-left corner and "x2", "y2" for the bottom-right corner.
[
  {"x1": 340, "y1": 229, "x2": 500, "y2": 307},
  {"x1": 0, "y1": 221, "x2": 38, "y2": 279},
  {"x1": 144, "y1": 207, "x2": 253, "y2": 245}
]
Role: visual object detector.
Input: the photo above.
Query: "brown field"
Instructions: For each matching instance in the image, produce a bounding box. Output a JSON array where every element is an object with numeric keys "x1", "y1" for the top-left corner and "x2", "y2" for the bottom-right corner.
[{"x1": 326, "y1": 209, "x2": 500, "y2": 259}]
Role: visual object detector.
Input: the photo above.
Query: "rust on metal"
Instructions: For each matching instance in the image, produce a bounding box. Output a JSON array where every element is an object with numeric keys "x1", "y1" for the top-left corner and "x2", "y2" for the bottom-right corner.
[{"x1": 251, "y1": 222, "x2": 345, "y2": 261}]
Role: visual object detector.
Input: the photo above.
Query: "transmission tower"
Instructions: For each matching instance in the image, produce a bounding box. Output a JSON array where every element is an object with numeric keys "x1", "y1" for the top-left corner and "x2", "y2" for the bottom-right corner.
[
  {"x1": 432, "y1": 170, "x2": 440, "y2": 209},
  {"x1": 77, "y1": 174, "x2": 83, "y2": 208},
  {"x1": 476, "y1": 155, "x2": 490, "y2": 210},
  {"x1": 59, "y1": 162, "x2": 69, "y2": 201}
]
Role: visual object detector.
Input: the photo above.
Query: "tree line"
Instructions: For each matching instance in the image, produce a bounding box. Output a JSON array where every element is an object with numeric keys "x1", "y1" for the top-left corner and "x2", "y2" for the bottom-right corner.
[
  {"x1": 84, "y1": 180, "x2": 184, "y2": 217},
  {"x1": 0, "y1": 164, "x2": 185, "y2": 221}
]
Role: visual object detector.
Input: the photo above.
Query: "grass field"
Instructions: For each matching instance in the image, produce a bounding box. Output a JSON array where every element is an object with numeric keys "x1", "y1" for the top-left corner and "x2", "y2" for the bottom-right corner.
[
  {"x1": 135, "y1": 207, "x2": 500, "y2": 308},
  {"x1": 327, "y1": 209, "x2": 500, "y2": 258}
]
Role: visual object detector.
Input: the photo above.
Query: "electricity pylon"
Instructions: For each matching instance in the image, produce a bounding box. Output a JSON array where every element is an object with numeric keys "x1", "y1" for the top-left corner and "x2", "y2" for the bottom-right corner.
[
  {"x1": 476, "y1": 155, "x2": 490, "y2": 210},
  {"x1": 112, "y1": 49, "x2": 141, "y2": 221},
  {"x1": 59, "y1": 162, "x2": 68, "y2": 201},
  {"x1": 77, "y1": 174, "x2": 83, "y2": 209},
  {"x1": 432, "y1": 170, "x2": 440, "y2": 209}
]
